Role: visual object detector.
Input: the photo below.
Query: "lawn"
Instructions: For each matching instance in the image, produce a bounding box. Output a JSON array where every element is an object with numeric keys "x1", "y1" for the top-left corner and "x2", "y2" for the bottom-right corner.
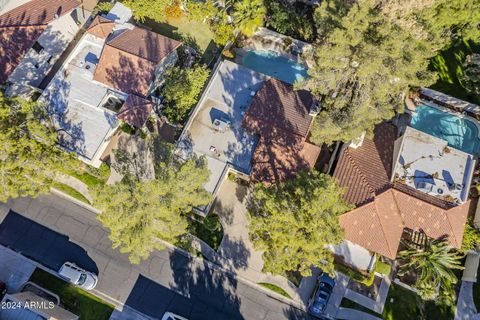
[
  {"x1": 430, "y1": 39, "x2": 480, "y2": 104},
  {"x1": 62, "y1": 162, "x2": 110, "y2": 189},
  {"x1": 52, "y1": 182, "x2": 91, "y2": 205},
  {"x1": 141, "y1": 16, "x2": 220, "y2": 66},
  {"x1": 382, "y1": 284, "x2": 455, "y2": 320},
  {"x1": 187, "y1": 214, "x2": 224, "y2": 251},
  {"x1": 29, "y1": 269, "x2": 114, "y2": 320},
  {"x1": 257, "y1": 282, "x2": 292, "y2": 299}
]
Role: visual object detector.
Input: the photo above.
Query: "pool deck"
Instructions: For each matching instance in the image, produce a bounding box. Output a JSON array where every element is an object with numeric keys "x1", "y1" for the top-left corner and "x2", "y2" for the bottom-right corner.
[{"x1": 420, "y1": 88, "x2": 480, "y2": 118}]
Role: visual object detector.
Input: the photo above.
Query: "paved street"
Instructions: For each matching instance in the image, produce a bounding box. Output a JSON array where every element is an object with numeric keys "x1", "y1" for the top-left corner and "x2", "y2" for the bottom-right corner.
[{"x1": 0, "y1": 194, "x2": 308, "y2": 320}]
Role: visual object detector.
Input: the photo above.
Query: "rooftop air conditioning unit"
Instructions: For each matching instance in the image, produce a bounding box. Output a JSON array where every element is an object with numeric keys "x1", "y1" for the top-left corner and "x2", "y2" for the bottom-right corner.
[{"x1": 212, "y1": 118, "x2": 230, "y2": 132}]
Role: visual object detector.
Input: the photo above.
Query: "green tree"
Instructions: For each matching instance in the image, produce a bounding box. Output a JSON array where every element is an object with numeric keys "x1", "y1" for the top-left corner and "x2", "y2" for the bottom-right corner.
[
  {"x1": 462, "y1": 54, "x2": 480, "y2": 95},
  {"x1": 306, "y1": 0, "x2": 480, "y2": 144},
  {"x1": 248, "y1": 171, "x2": 351, "y2": 276},
  {"x1": 161, "y1": 65, "x2": 209, "y2": 123},
  {"x1": 461, "y1": 220, "x2": 480, "y2": 253},
  {"x1": 121, "y1": 0, "x2": 175, "y2": 22},
  {"x1": 0, "y1": 93, "x2": 74, "y2": 202},
  {"x1": 93, "y1": 156, "x2": 211, "y2": 264},
  {"x1": 232, "y1": 0, "x2": 266, "y2": 37},
  {"x1": 213, "y1": 23, "x2": 235, "y2": 46},
  {"x1": 397, "y1": 238, "x2": 463, "y2": 303}
]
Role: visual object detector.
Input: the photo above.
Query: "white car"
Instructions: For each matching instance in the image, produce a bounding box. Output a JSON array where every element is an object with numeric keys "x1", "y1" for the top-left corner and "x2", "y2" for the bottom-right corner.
[
  {"x1": 58, "y1": 262, "x2": 98, "y2": 290},
  {"x1": 162, "y1": 312, "x2": 188, "y2": 320}
]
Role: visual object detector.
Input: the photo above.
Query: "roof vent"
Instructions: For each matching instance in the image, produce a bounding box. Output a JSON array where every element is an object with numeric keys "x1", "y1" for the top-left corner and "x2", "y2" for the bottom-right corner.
[
  {"x1": 309, "y1": 99, "x2": 321, "y2": 116},
  {"x1": 212, "y1": 118, "x2": 230, "y2": 132}
]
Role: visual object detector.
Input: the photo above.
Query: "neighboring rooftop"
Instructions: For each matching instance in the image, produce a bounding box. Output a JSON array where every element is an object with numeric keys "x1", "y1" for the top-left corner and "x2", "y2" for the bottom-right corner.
[
  {"x1": 86, "y1": 15, "x2": 115, "y2": 39},
  {"x1": 117, "y1": 94, "x2": 154, "y2": 129},
  {"x1": 393, "y1": 126, "x2": 475, "y2": 204},
  {"x1": 176, "y1": 60, "x2": 265, "y2": 193},
  {"x1": 339, "y1": 188, "x2": 470, "y2": 259},
  {"x1": 243, "y1": 78, "x2": 321, "y2": 184},
  {"x1": 333, "y1": 122, "x2": 398, "y2": 206},
  {"x1": 93, "y1": 27, "x2": 182, "y2": 97},
  {"x1": 0, "y1": 0, "x2": 81, "y2": 83}
]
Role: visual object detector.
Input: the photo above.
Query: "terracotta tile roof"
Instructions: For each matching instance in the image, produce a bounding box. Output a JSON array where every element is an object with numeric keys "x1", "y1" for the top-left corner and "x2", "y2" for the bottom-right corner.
[
  {"x1": 0, "y1": 0, "x2": 80, "y2": 27},
  {"x1": 333, "y1": 122, "x2": 398, "y2": 206},
  {"x1": 117, "y1": 95, "x2": 154, "y2": 128},
  {"x1": 93, "y1": 27, "x2": 181, "y2": 96},
  {"x1": 244, "y1": 78, "x2": 314, "y2": 138},
  {"x1": 243, "y1": 79, "x2": 320, "y2": 184},
  {"x1": 339, "y1": 189, "x2": 470, "y2": 259},
  {"x1": 250, "y1": 132, "x2": 321, "y2": 184},
  {"x1": 0, "y1": 0, "x2": 80, "y2": 83},
  {"x1": 86, "y1": 16, "x2": 115, "y2": 39}
]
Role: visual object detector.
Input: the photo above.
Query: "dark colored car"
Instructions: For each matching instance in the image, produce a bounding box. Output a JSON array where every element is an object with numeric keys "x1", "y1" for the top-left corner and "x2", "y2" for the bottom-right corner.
[
  {"x1": 308, "y1": 273, "x2": 335, "y2": 318},
  {"x1": 0, "y1": 282, "x2": 6, "y2": 298}
]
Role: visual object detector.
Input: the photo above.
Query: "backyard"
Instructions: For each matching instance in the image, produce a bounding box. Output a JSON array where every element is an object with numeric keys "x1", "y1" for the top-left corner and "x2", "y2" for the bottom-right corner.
[
  {"x1": 29, "y1": 268, "x2": 114, "y2": 320},
  {"x1": 141, "y1": 16, "x2": 220, "y2": 66},
  {"x1": 430, "y1": 39, "x2": 480, "y2": 104}
]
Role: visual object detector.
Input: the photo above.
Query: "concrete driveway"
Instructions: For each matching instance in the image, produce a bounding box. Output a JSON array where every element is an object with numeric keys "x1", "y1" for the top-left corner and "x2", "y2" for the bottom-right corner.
[{"x1": 0, "y1": 194, "x2": 308, "y2": 320}]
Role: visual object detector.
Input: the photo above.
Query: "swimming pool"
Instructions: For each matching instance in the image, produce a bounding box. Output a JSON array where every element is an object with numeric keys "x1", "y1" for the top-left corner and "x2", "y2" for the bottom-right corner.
[
  {"x1": 242, "y1": 50, "x2": 308, "y2": 85},
  {"x1": 410, "y1": 104, "x2": 480, "y2": 155}
]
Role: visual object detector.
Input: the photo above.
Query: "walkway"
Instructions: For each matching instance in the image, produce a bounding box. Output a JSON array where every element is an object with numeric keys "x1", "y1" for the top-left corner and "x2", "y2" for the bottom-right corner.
[{"x1": 344, "y1": 274, "x2": 391, "y2": 314}]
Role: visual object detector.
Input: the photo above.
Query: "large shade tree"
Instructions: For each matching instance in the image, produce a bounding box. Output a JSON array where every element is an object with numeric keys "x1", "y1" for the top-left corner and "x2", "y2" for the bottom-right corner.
[
  {"x1": 232, "y1": 0, "x2": 266, "y2": 37},
  {"x1": 248, "y1": 171, "x2": 351, "y2": 276},
  {"x1": 94, "y1": 154, "x2": 211, "y2": 264},
  {"x1": 0, "y1": 93, "x2": 74, "y2": 202},
  {"x1": 306, "y1": 0, "x2": 480, "y2": 144}
]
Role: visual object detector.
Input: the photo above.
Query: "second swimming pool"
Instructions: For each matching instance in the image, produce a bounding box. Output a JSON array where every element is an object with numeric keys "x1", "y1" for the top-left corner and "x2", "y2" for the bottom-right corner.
[{"x1": 410, "y1": 104, "x2": 480, "y2": 155}]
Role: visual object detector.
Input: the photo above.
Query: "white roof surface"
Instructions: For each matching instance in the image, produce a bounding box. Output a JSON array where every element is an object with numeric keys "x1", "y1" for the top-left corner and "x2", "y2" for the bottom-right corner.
[{"x1": 393, "y1": 127, "x2": 475, "y2": 203}]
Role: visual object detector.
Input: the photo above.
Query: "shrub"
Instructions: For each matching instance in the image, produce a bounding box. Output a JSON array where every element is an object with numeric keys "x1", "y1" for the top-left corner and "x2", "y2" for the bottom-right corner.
[
  {"x1": 120, "y1": 122, "x2": 136, "y2": 135},
  {"x1": 164, "y1": 1, "x2": 183, "y2": 19},
  {"x1": 213, "y1": 24, "x2": 235, "y2": 46},
  {"x1": 375, "y1": 261, "x2": 392, "y2": 275},
  {"x1": 222, "y1": 49, "x2": 235, "y2": 59},
  {"x1": 94, "y1": 1, "x2": 114, "y2": 14}
]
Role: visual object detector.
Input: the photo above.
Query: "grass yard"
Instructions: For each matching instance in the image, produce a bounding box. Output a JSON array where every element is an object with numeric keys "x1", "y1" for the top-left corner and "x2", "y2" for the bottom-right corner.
[
  {"x1": 62, "y1": 162, "x2": 110, "y2": 189},
  {"x1": 141, "y1": 16, "x2": 220, "y2": 66},
  {"x1": 187, "y1": 214, "x2": 224, "y2": 251},
  {"x1": 52, "y1": 182, "x2": 91, "y2": 205},
  {"x1": 29, "y1": 269, "x2": 114, "y2": 320},
  {"x1": 382, "y1": 284, "x2": 455, "y2": 320},
  {"x1": 430, "y1": 39, "x2": 480, "y2": 104},
  {"x1": 257, "y1": 282, "x2": 292, "y2": 299}
]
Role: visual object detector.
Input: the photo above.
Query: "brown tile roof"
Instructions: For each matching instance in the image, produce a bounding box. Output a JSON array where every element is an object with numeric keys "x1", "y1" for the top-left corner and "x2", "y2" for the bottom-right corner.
[
  {"x1": 339, "y1": 189, "x2": 470, "y2": 259},
  {"x1": 244, "y1": 79, "x2": 314, "y2": 138},
  {"x1": 333, "y1": 122, "x2": 398, "y2": 206},
  {"x1": 0, "y1": 0, "x2": 80, "y2": 83},
  {"x1": 93, "y1": 27, "x2": 182, "y2": 96},
  {"x1": 86, "y1": 16, "x2": 115, "y2": 39},
  {"x1": 117, "y1": 95, "x2": 154, "y2": 128},
  {"x1": 243, "y1": 79, "x2": 320, "y2": 184}
]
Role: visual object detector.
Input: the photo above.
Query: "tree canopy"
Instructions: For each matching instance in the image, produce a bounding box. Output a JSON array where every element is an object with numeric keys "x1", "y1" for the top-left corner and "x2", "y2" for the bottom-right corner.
[
  {"x1": 0, "y1": 93, "x2": 74, "y2": 202},
  {"x1": 232, "y1": 0, "x2": 266, "y2": 37},
  {"x1": 121, "y1": 0, "x2": 175, "y2": 22},
  {"x1": 93, "y1": 151, "x2": 211, "y2": 264},
  {"x1": 161, "y1": 65, "x2": 210, "y2": 123},
  {"x1": 397, "y1": 238, "x2": 463, "y2": 304},
  {"x1": 306, "y1": 0, "x2": 480, "y2": 144},
  {"x1": 247, "y1": 171, "x2": 351, "y2": 276}
]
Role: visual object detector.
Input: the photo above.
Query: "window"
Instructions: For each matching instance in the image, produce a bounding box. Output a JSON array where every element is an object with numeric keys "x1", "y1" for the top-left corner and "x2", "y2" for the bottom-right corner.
[{"x1": 32, "y1": 41, "x2": 44, "y2": 54}]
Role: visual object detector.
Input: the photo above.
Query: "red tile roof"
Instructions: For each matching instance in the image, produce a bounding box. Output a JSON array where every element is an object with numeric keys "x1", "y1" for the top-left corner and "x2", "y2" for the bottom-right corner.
[
  {"x1": 117, "y1": 95, "x2": 154, "y2": 128},
  {"x1": 93, "y1": 27, "x2": 182, "y2": 96},
  {"x1": 339, "y1": 189, "x2": 470, "y2": 259},
  {"x1": 0, "y1": 0, "x2": 80, "y2": 83},
  {"x1": 86, "y1": 16, "x2": 115, "y2": 39},
  {"x1": 243, "y1": 79, "x2": 320, "y2": 184},
  {"x1": 333, "y1": 122, "x2": 397, "y2": 206}
]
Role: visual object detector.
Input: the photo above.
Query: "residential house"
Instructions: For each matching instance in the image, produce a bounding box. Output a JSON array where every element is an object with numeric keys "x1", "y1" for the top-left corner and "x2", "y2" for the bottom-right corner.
[
  {"x1": 332, "y1": 122, "x2": 474, "y2": 270},
  {"x1": 40, "y1": 4, "x2": 182, "y2": 167},
  {"x1": 176, "y1": 60, "x2": 321, "y2": 214},
  {"x1": 0, "y1": 0, "x2": 89, "y2": 96}
]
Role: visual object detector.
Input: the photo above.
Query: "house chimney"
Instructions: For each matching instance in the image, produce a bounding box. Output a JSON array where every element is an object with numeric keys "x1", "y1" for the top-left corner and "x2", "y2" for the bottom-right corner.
[
  {"x1": 348, "y1": 132, "x2": 366, "y2": 149},
  {"x1": 309, "y1": 99, "x2": 321, "y2": 117}
]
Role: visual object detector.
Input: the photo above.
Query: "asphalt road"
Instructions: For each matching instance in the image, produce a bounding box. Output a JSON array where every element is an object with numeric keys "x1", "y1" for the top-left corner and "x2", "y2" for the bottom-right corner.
[{"x1": 0, "y1": 194, "x2": 308, "y2": 320}]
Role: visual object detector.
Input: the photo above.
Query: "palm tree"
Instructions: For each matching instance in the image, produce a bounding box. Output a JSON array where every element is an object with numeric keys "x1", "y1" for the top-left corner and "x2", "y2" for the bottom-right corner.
[
  {"x1": 397, "y1": 238, "x2": 463, "y2": 300},
  {"x1": 232, "y1": 0, "x2": 266, "y2": 37}
]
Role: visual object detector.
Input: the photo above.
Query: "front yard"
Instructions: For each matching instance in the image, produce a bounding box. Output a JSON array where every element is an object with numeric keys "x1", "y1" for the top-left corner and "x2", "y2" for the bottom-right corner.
[
  {"x1": 187, "y1": 213, "x2": 224, "y2": 251},
  {"x1": 29, "y1": 268, "x2": 114, "y2": 320}
]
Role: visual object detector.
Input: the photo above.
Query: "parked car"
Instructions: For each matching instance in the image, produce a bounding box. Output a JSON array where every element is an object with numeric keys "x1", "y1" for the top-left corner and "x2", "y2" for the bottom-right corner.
[
  {"x1": 308, "y1": 273, "x2": 335, "y2": 318},
  {"x1": 162, "y1": 312, "x2": 188, "y2": 320},
  {"x1": 58, "y1": 262, "x2": 98, "y2": 290}
]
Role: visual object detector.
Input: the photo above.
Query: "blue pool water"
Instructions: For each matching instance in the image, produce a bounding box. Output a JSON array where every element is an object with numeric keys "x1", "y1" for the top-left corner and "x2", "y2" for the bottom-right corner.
[
  {"x1": 242, "y1": 50, "x2": 308, "y2": 84},
  {"x1": 410, "y1": 104, "x2": 480, "y2": 155}
]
